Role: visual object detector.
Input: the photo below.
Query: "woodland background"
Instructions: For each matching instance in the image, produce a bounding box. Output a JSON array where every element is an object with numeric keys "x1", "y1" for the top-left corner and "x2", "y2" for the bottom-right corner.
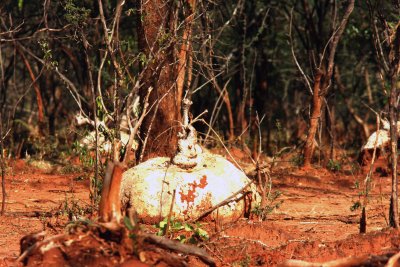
[
  {"x1": 0, "y1": 0, "x2": 399, "y2": 170},
  {"x1": 3, "y1": 2, "x2": 400, "y2": 264}
]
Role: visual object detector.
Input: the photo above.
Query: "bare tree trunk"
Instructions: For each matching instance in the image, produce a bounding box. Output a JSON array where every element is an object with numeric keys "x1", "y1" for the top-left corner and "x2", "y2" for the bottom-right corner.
[
  {"x1": 335, "y1": 66, "x2": 370, "y2": 139},
  {"x1": 137, "y1": 0, "x2": 179, "y2": 160},
  {"x1": 303, "y1": 71, "x2": 322, "y2": 168},
  {"x1": 365, "y1": 68, "x2": 373, "y2": 104},
  {"x1": 389, "y1": 74, "x2": 399, "y2": 228},
  {"x1": 388, "y1": 22, "x2": 400, "y2": 228},
  {"x1": 389, "y1": 72, "x2": 398, "y2": 227},
  {"x1": 302, "y1": 0, "x2": 354, "y2": 168},
  {"x1": 176, "y1": 0, "x2": 196, "y2": 111},
  {"x1": 0, "y1": 113, "x2": 5, "y2": 216},
  {"x1": 328, "y1": 96, "x2": 336, "y2": 161},
  {"x1": 17, "y1": 48, "x2": 45, "y2": 130}
]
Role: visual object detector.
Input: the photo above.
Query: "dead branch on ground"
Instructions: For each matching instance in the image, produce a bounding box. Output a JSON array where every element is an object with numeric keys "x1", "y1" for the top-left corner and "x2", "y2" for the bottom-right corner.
[
  {"x1": 280, "y1": 254, "x2": 391, "y2": 267},
  {"x1": 187, "y1": 181, "x2": 253, "y2": 223},
  {"x1": 142, "y1": 233, "x2": 216, "y2": 267},
  {"x1": 18, "y1": 222, "x2": 216, "y2": 267}
]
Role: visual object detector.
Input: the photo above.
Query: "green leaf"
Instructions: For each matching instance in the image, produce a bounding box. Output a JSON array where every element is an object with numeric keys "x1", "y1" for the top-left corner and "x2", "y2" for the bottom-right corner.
[
  {"x1": 196, "y1": 228, "x2": 209, "y2": 240},
  {"x1": 172, "y1": 221, "x2": 183, "y2": 231},
  {"x1": 184, "y1": 223, "x2": 194, "y2": 232},
  {"x1": 156, "y1": 230, "x2": 164, "y2": 236},
  {"x1": 18, "y1": 0, "x2": 23, "y2": 11},
  {"x1": 176, "y1": 234, "x2": 187, "y2": 243},
  {"x1": 158, "y1": 219, "x2": 167, "y2": 229},
  {"x1": 123, "y1": 216, "x2": 134, "y2": 231}
]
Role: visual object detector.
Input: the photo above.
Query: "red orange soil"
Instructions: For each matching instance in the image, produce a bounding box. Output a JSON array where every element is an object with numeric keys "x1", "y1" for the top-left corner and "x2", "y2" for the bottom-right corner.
[
  {"x1": 0, "y1": 156, "x2": 399, "y2": 266},
  {"x1": 0, "y1": 159, "x2": 90, "y2": 266}
]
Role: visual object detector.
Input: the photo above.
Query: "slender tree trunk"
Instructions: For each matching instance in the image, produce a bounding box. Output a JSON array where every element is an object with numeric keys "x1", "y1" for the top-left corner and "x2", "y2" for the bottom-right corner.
[
  {"x1": 328, "y1": 97, "x2": 336, "y2": 161},
  {"x1": 176, "y1": 0, "x2": 196, "y2": 110},
  {"x1": 0, "y1": 113, "x2": 5, "y2": 216},
  {"x1": 389, "y1": 70, "x2": 398, "y2": 228},
  {"x1": 303, "y1": 71, "x2": 322, "y2": 168},
  {"x1": 335, "y1": 66, "x2": 370, "y2": 139},
  {"x1": 17, "y1": 48, "x2": 45, "y2": 129},
  {"x1": 137, "y1": 0, "x2": 180, "y2": 160},
  {"x1": 388, "y1": 22, "x2": 400, "y2": 228},
  {"x1": 389, "y1": 73, "x2": 398, "y2": 227},
  {"x1": 302, "y1": 0, "x2": 354, "y2": 168}
]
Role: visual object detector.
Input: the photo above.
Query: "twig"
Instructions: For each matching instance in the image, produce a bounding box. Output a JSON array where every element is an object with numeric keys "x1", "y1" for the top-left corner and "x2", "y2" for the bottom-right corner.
[
  {"x1": 19, "y1": 44, "x2": 87, "y2": 114},
  {"x1": 188, "y1": 181, "x2": 253, "y2": 223},
  {"x1": 220, "y1": 235, "x2": 268, "y2": 248},
  {"x1": 289, "y1": 8, "x2": 312, "y2": 95},
  {"x1": 165, "y1": 189, "x2": 176, "y2": 236},
  {"x1": 97, "y1": 0, "x2": 126, "y2": 86},
  {"x1": 200, "y1": 119, "x2": 244, "y2": 172},
  {"x1": 17, "y1": 47, "x2": 45, "y2": 124},
  {"x1": 138, "y1": 86, "x2": 173, "y2": 163},
  {"x1": 142, "y1": 233, "x2": 216, "y2": 267},
  {"x1": 96, "y1": 49, "x2": 111, "y2": 119},
  {"x1": 323, "y1": 0, "x2": 355, "y2": 95},
  {"x1": 367, "y1": 2, "x2": 389, "y2": 73},
  {"x1": 204, "y1": 78, "x2": 231, "y2": 142},
  {"x1": 364, "y1": 113, "x2": 380, "y2": 184},
  {"x1": 122, "y1": 86, "x2": 153, "y2": 164},
  {"x1": 17, "y1": 233, "x2": 66, "y2": 263},
  {"x1": 360, "y1": 109, "x2": 381, "y2": 233},
  {"x1": 202, "y1": 243, "x2": 224, "y2": 262},
  {"x1": 82, "y1": 36, "x2": 100, "y2": 208}
]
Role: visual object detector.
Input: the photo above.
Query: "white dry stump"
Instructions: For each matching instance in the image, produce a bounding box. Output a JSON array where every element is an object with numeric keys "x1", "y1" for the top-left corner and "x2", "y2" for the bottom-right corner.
[
  {"x1": 120, "y1": 151, "x2": 257, "y2": 223},
  {"x1": 358, "y1": 119, "x2": 400, "y2": 174},
  {"x1": 360, "y1": 119, "x2": 400, "y2": 152},
  {"x1": 359, "y1": 119, "x2": 400, "y2": 166},
  {"x1": 120, "y1": 99, "x2": 258, "y2": 223}
]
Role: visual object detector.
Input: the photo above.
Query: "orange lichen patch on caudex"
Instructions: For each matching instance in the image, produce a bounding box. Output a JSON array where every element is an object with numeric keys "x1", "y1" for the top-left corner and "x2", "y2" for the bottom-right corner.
[
  {"x1": 198, "y1": 175, "x2": 208, "y2": 188},
  {"x1": 179, "y1": 175, "x2": 208, "y2": 207}
]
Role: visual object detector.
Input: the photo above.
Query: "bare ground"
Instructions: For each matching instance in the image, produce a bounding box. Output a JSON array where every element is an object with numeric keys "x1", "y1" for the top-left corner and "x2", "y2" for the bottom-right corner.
[{"x1": 0, "y1": 154, "x2": 399, "y2": 266}]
